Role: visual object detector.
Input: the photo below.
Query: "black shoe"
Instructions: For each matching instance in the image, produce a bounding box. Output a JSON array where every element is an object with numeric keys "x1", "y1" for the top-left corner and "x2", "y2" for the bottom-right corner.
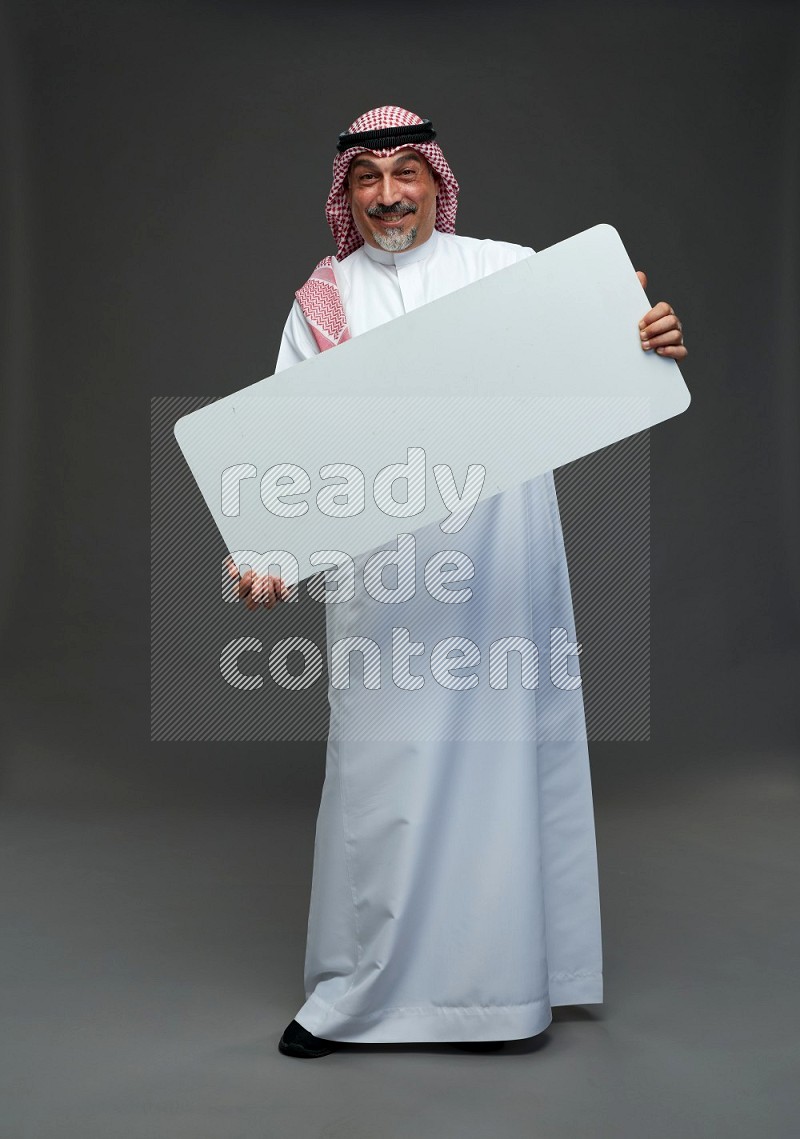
[
  {"x1": 451, "y1": 1040, "x2": 506, "y2": 1052},
  {"x1": 278, "y1": 1019, "x2": 338, "y2": 1058}
]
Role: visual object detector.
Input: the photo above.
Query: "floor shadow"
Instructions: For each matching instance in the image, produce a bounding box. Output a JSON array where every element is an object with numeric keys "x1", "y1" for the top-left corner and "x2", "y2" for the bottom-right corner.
[{"x1": 281, "y1": 1029, "x2": 552, "y2": 1059}]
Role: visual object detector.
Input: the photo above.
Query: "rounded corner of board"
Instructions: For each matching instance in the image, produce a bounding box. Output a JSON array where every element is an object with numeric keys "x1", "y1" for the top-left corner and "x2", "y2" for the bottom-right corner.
[{"x1": 592, "y1": 222, "x2": 621, "y2": 244}]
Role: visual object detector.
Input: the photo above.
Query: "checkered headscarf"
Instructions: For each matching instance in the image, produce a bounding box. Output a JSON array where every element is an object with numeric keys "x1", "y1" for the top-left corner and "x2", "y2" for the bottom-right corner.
[{"x1": 326, "y1": 105, "x2": 459, "y2": 261}]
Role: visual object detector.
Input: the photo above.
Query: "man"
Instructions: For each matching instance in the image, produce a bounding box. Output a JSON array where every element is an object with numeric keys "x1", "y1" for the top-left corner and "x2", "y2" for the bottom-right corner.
[{"x1": 234, "y1": 106, "x2": 686, "y2": 1059}]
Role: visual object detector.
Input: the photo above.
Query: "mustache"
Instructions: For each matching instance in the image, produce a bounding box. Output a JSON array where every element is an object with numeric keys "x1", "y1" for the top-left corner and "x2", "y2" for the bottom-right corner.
[{"x1": 366, "y1": 202, "x2": 418, "y2": 218}]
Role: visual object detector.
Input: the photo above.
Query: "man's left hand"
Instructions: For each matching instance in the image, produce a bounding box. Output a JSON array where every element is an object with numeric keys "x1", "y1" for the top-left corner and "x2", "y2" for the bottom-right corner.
[{"x1": 635, "y1": 270, "x2": 687, "y2": 361}]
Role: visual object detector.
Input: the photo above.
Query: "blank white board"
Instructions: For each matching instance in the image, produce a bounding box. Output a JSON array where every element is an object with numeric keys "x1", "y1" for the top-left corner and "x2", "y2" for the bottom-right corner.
[{"x1": 174, "y1": 224, "x2": 690, "y2": 584}]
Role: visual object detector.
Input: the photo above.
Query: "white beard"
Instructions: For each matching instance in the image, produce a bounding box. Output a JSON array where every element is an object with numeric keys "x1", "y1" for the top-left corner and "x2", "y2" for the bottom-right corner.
[{"x1": 371, "y1": 224, "x2": 419, "y2": 252}]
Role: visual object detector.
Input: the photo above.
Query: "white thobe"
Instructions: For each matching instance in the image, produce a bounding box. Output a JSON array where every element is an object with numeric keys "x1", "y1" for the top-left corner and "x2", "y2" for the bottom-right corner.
[{"x1": 274, "y1": 228, "x2": 603, "y2": 1043}]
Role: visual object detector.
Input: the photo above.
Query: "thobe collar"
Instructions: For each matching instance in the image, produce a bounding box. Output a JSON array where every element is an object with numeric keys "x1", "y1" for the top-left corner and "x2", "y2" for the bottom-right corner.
[{"x1": 360, "y1": 226, "x2": 440, "y2": 267}]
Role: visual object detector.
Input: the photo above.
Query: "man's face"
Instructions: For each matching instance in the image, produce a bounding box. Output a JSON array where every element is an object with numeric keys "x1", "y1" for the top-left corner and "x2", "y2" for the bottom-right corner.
[{"x1": 346, "y1": 149, "x2": 439, "y2": 253}]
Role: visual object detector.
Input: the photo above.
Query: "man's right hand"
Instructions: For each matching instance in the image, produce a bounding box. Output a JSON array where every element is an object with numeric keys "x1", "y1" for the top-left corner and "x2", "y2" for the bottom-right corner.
[{"x1": 225, "y1": 556, "x2": 290, "y2": 611}]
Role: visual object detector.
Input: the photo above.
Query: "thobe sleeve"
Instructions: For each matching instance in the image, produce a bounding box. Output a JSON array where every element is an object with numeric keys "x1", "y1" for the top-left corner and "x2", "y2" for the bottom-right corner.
[{"x1": 274, "y1": 298, "x2": 320, "y2": 373}]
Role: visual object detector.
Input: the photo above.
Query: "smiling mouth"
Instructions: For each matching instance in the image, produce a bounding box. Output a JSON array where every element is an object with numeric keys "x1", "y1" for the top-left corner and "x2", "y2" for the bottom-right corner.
[{"x1": 369, "y1": 208, "x2": 415, "y2": 226}]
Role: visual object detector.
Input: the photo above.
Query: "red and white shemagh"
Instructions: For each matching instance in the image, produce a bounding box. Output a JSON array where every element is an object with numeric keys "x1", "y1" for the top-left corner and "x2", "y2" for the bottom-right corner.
[{"x1": 295, "y1": 106, "x2": 459, "y2": 353}]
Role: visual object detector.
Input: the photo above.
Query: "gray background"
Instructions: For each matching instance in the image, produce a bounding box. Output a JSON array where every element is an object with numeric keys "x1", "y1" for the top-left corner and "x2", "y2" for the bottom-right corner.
[{"x1": 1, "y1": 1, "x2": 798, "y2": 1136}]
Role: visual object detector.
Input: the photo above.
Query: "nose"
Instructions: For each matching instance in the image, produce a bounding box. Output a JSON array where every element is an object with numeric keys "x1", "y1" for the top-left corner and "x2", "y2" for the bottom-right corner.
[{"x1": 376, "y1": 173, "x2": 401, "y2": 204}]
